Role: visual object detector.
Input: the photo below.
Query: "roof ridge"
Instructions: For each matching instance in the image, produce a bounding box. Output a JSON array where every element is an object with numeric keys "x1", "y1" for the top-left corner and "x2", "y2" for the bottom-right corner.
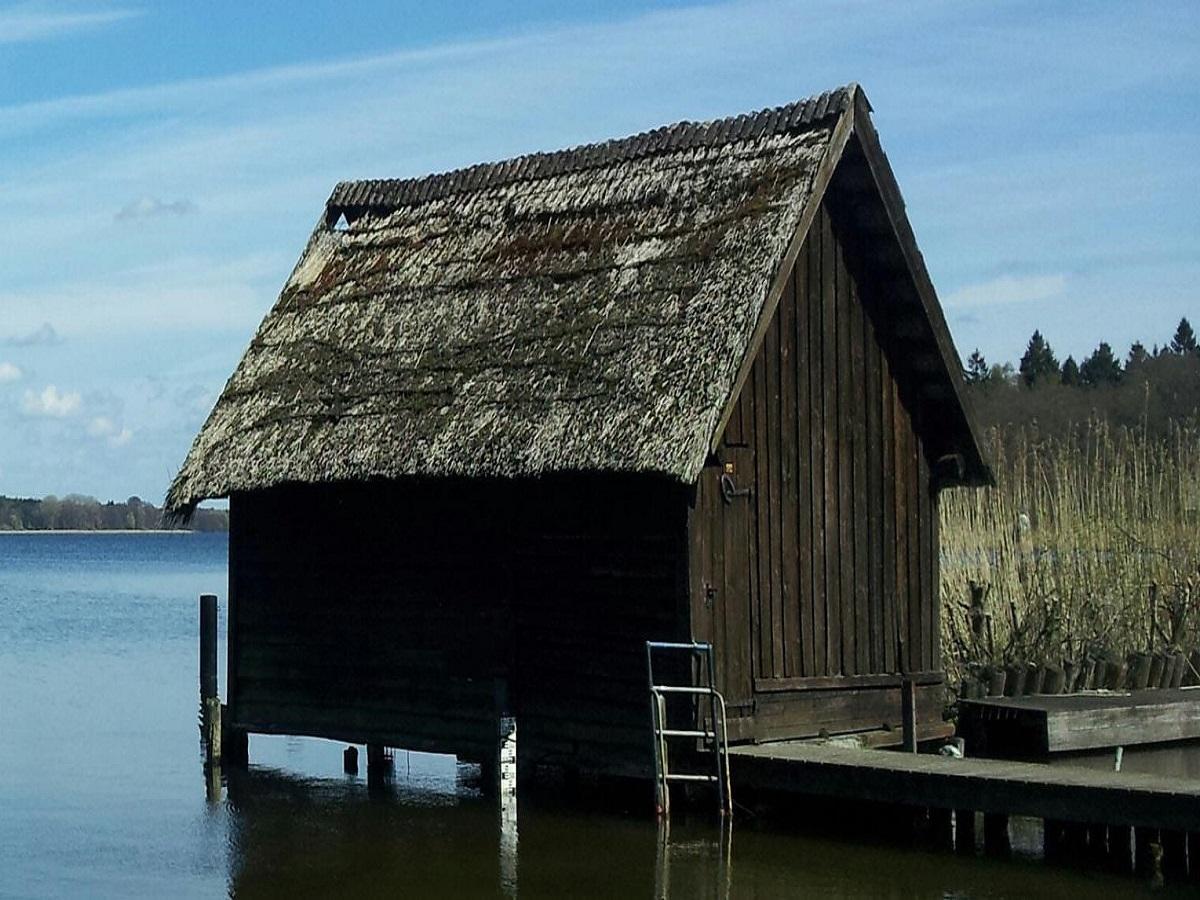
[{"x1": 327, "y1": 83, "x2": 860, "y2": 217}]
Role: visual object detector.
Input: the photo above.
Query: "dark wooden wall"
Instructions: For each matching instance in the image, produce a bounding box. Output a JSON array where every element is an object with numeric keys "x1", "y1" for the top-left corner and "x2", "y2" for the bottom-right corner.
[
  {"x1": 690, "y1": 196, "x2": 944, "y2": 742},
  {"x1": 228, "y1": 474, "x2": 689, "y2": 777}
]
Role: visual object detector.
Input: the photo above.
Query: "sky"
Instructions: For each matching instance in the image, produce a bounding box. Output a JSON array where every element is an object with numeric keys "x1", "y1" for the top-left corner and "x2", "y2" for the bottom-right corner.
[{"x1": 0, "y1": 0, "x2": 1196, "y2": 503}]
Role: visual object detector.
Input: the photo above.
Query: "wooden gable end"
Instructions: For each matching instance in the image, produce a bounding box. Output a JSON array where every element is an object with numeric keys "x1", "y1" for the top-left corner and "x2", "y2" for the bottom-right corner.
[{"x1": 690, "y1": 191, "x2": 945, "y2": 740}]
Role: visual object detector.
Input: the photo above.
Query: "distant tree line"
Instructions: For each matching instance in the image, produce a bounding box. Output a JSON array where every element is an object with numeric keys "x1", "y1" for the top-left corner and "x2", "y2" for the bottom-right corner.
[
  {"x1": 0, "y1": 495, "x2": 228, "y2": 532},
  {"x1": 963, "y1": 316, "x2": 1199, "y2": 437}
]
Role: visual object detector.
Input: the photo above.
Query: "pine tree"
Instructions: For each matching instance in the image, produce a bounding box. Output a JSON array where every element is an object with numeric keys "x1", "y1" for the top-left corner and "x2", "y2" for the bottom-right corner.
[
  {"x1": 1126, "y1": 341, "x2": 1149, "y2": 373},
  {"x1": 1170, "y1": 317, "x2": 1198, "y2": 355},
  {"x1": 1080, "y1": 342, "x2": 1122, "y2": 386},
  {"x1": 1060, "y1": 356, "x2": 1080, "y2": 386},
  {"x1": 1018, "y1": 330, "x2": 1060, "y2": 388},
  {"x1": 964, "y1": 349, "x2": 988, "y2": 384}
]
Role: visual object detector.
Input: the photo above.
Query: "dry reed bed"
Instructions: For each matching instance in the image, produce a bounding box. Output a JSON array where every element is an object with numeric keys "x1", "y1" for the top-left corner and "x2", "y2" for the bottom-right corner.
[{"x1": 940, "y1": 419, "x2": 1200, "y2": 695}]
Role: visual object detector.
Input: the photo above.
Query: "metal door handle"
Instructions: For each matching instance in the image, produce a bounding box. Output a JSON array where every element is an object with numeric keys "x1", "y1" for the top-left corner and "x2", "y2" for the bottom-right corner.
[{"x1": 720, "y1": 472, "x2": 751, "y2": 503}]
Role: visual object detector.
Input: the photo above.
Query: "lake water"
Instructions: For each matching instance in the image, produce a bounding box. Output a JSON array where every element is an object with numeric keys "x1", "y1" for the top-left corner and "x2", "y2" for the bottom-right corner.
[{"x1": 0, "y1": 532, "x2": 1185, "y2": 898}]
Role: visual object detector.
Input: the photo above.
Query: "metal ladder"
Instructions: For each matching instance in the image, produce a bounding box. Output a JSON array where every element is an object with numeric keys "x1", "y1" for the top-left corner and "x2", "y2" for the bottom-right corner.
[{"x1": 646, "y1": 641, "x2": 733, "y2": 818}]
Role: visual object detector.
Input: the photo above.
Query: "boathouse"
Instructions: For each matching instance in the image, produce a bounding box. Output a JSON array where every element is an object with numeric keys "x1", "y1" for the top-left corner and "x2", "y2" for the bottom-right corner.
[{"x1": 169, "y1": 84, "x2": 990, "y2": 779}]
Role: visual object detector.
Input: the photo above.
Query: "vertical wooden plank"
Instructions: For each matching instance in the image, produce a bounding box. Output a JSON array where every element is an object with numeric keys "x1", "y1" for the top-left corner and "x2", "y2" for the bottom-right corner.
[
  {"x1": 820, "y1": 206, "x2": 842, "y2": 675},
  {"x1": 835, "y1": 221, "x2": 855, "y2": 675},
  {"x1": 765, "y1": 309, "x2": 784, "y2": 679},
  {"x1": 723, "y1": 449, "x2": 754, "y2": 705},
  {"x1": 879, "y1": 323, "x2": 897, "y2": 675},
  {"x1": 892, "y1": 380, "x2": 909, "y2": 673},
  {"x1": 929, "y1": 477, "x2": 941, "y2": 675},
  {"x1": 753, "y1": 355, "x2": 773, "y2": 680},
  {"x1": 227, "y1": 495, "x2": 240, "y2": 716},
  {"x1": 795, "y1": 247, "x2": 815, "y2": 677},
  {"x1": 807, "y1": 223, "x2": 827, "y2": 677},
  {"x1": 849, "y1": 266, "x2": 870, "y2": 676},
  {"x1": 863, "y1": 288, "x2": 885, "y2": 674},
  {"x1": 779, "y1": 272, "x2": 800, "y2": 678},
  {"x1": 710, "y1": 467, "x2": 728, "y2": 694},
  {"x1": 905, "y1": 403, "x2": 922, "y2": 673}
]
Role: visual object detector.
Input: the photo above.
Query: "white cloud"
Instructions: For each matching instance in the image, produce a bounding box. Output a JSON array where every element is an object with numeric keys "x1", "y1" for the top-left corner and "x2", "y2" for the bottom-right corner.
[
  {"x1": 0, "y1": 361, "x2": 21, "y2": 382},
  {"x1": 87, "y1": 415, "x2": 133, "y2": 446},
  {"x1": 944, "y1": 274, "x2": 1068, "y2": 310},
  {"x1": 115, "y1": 196, "x2": 196, "y2": 221},
  {"x1": 0, "y1": 5, "x2": 140, "y2": 44},
  {"x1": 21, "y1": 384, "x2": 81, "y2": 417}
]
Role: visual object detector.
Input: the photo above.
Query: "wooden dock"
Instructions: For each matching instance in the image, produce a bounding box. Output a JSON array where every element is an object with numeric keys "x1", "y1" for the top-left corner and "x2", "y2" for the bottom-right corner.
[
  {"x1": 728, "y1": 741, "x2": 1200, "y2": 832},
  {"x1": 959, "y1": 688, "x2": 1200, "y2": 757}
]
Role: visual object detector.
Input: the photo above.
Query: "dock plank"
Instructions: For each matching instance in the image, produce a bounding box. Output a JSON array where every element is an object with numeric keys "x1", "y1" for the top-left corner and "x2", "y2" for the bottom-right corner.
[
  {"x1": 728, "y1": 741, "x2": 1200, "y2": 831},
  {"x1": 960, "y1": 688, "x2": 1200, "y2": 754}
]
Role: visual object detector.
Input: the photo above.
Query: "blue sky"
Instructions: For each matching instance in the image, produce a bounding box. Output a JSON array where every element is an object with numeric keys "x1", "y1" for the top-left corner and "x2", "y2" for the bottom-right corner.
[{"x1": 0, "y1": 0, "x2": 1197, "y2": 502}]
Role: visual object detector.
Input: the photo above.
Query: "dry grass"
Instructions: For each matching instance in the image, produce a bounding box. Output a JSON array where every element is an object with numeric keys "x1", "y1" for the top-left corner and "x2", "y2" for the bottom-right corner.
[{"x1": 940, "y1": 419, "x2": 1200, "y2": 688}]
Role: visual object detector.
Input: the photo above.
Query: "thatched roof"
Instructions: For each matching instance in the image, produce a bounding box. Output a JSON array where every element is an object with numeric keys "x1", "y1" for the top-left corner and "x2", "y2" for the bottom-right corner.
[{"x1": 168, "y1": 84, "x2": 986, "y2": 515}]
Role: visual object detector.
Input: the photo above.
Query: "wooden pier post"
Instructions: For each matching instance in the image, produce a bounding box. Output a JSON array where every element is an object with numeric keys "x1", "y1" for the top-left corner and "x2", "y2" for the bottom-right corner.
[
  {"x1": 203, "y1": 695, "x2": 221, "y2": 763},
  {"x1": 1135, "y1": 827, "x2": 1162, "y2": 884},
  {"x1": 343, "y1": 746, "x2": 359, "y2": 775},
  {"x1": 955, "y1": 810, "x2": 976, "y2": 854},
  {"x1": 1108, "y1": 824, "x2": 1134, "y2": 874},
  {"x1": 1160, "y1": 830, "x2": 1187, "y2": 881},
  {"x1": 983, "y1": 813, "x2": 1010, "y2": 857},
  {"x1": 1187, "y1": 832, "x2": 1200, "y2": 882},
  {"x1": 367, "y1": 743, "x2": 392, "y2": 786},
  {"x1": 1128, "y1": 653, "x2": 1152, "y2": 690},
  {"x1": 199, "y1": 594, "x2": 218, "y2": 701},
  {"x1": 900, "y1": 679, "x2": 917, "y2": 753}
]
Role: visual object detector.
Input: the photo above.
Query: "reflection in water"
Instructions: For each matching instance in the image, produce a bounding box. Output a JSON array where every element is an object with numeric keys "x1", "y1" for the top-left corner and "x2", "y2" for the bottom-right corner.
[{"x1": 654, "y1": 817, "x2": 732, "y2": 900}]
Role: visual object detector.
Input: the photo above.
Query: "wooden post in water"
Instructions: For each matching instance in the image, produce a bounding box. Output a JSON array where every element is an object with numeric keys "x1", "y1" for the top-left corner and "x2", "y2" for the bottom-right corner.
[
  {"x1": 983, "y1": 813, "x2": 1010, "y2": 857},
  {"x1": 900, "y1": 678, "x2": 917, "y2": 753},
  {"x1": 1187, "y1": 832, "x2": 1200, "y2": 883},
  {"x1": 1135, "y1": 827, "x2": 1163, "y2": 884},
  {"x1": 1128, "y1": 653, "x2": 1152, "y2": 690},
  {"x1": 955, "y1": 809, "x2": 976, "y2": 855},
  {"x1": 1161, "y1": 830, "x2": 1187, "y2": 881},
  {"x1": 204, "y1": 696, "x2": 221, "y2": 764},
  {"x1": 1108, "y1": 824, "x2": 1134, "y2": 874},
  {"x1": 199, "y1": 594, "x2": 218, "y2": 701}
]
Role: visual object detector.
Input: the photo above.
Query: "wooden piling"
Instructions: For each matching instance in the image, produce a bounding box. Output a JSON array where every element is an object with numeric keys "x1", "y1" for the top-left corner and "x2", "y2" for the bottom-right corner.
[
  {"x1": 1104, "y1": 657, "x2": 1123, "y2": 696},
  {"x1": 1004, "y1": 664, "x2": 1025, "y2": 697},
  {"x1": 343, "y1": 746, "x2": 359, "y2": 775},
  {"x1": 199, "y1": 594, "x2": 218, "y2": 701},
  {"x1": 1161, "y1": 829, "x2": 1187, "y2": 880},
  {"x1": 1169, "y1": 652, "x2": 1186, "y2": 689},
  {"x1": 901, "y1": 678, "x2": 917, "y2": 753},
  {"x1": 203, "y1": 696, "x2": 221, "y2": 764},
  {"x1": 1043, "y1": 818, "x2": 1066, "y2": 861},
  {"x1": 1187, "y1": 832, "x2": 1200, "y2": 882},
  {"x1": 1148, "y1": 654, "x2": 1166, "y2": 690},
  {"x1": 1108, "y1": 824, "x2": 1134, "y2": 874},
  {"x1": 983, "y1": 813, "x2": 1010, "y2": 857},
  {"x1": 985, "y1": 667, "x2": 1006, "y2": 697},
  {"x1": 929, "y1": 807, "x2": 954, "y2": 850},
  {"x1": 1128, "y1": 653, "x2": 1152, "y2": 690},
  {"x1": 1062, "y1": 660, "x2": 1078, "y2": 693},
  {"x1": 1134, "y1": 826, "x2": 1162, "y2": 882},
  {"x1": 1024, "y1": 663, "x2": 1044, "y2": 695},
  {"x1": 1043, "y1": 665, "x2": 1065, "y2": 695},
  {"x1": 955, "y1": 810, "x2": 976, "y2": 855}
]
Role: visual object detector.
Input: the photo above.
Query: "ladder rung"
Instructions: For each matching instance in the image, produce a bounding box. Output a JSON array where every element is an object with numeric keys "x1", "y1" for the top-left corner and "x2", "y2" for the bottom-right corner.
[
  {"x1": 658, "y1": 729, "x2": 716, "y2": 739},
  {"x1": 653, "y1": 685, "x2": 716, "y2": 695},
  {"x1": 665, "y1": 773, "x2": 718, "y2": 783}
]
